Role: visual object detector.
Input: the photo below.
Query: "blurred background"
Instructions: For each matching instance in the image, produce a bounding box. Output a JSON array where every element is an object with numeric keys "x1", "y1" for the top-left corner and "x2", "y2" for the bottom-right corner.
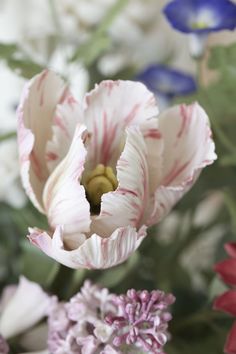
[{"x1": 0, "y1": 1, "x2": 236, "y2": 353}]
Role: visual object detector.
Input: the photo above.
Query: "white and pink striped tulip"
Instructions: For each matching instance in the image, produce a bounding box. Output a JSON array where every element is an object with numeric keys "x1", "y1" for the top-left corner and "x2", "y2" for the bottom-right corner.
[{"x1": 17, "y1": 69, "x2": 217, "y2": 269}]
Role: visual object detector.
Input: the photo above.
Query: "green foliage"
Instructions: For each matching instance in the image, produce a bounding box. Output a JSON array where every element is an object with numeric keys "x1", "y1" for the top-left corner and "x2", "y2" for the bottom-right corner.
[
  {"x1": 0, "y1": 43, "x2": 43, "y2": 78},
  {"x1": 20, "y1": 240, "x2": 59, "y2": 287},
  {"x1": 208, "y1": 43, "x2": 236, "y2": 73},
  {"x1": 70, "y1": 0, "x2": 128, "y2": 66}
]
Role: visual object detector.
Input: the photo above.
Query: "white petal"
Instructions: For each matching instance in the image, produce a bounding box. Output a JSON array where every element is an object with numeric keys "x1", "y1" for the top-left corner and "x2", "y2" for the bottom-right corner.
[
  {"x1": 28, "y1": 225, "x2": 147, "y2": 269},
  {"x1": 0, "y1": 277, "x2": 49, "y2": 339},
  {"x1": 148, "y1": 103, "x2": 217, "y2": 225},
  {"x1": 43, "y1": 124, "x2": 91, "y2": 237},
  {"x1": 160, "y1": 103, "x2": 216, "y2": 186},
  {"x1": 46, "y1": 98, "x2": 84, "y2": 173},
  {"x1": 140, "y1": 118, "x2": 163, "y2": 195},
  {"x1": 92, "y1": 127, "x2": 149, "y2": 237},
  {"x1": 17, "y1": 70, "x2": 70, "y2": 211},
  {"x1": 84, "y1": 80, "x2": 158, "y2": 169}
]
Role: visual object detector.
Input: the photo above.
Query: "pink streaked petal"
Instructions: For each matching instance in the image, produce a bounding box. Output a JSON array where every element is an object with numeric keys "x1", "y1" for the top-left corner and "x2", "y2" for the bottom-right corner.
[
  {"x1": 46, "y1": 97, "x2": 84, "y2": 173},
  {"x1": 17, "y1": 70, "x2": 70, "y2": 210},
  {"x1": 93, "y1": 127, "x2": 149, "y2": 237},
  {"x1": 214, "y1": 290, "x2": 236, "y2": 317},
  {"x1": 28, "y1": 225, "x2": 147, "y2": 269},
  {"x1": 140, "y1": 118, "x2": 163, "y2": 195},
  {"x1": 84, "y1": 80, "x2": 158, "y2": 170},
  {"x1": 0, "y1": 277, "x2": 49, "y2": 339},
  {"x1": 147, "y1": 185, "x2": 186, "y2": 226},
  {"x1": 225, "y1": 322, "x2": 236, "y2": 354},
  {"x1": 43, "y1": 124, "x2": 91, "y2": 236},
  {"x1": 225, "y1": 243, "x2": 236, "y2": 259},
  {"x1": 147, "y1": 103, "x2": 217, "y2": 226},
  {"x1": 159, "y1": 103, "x2": 217, "y2": 187},
  {"x1": 214, "y1": 259, "x2": 236, "y2": 286},
  {"x1": 17, "y1": 114, "x2": 44, "y2": 213}
]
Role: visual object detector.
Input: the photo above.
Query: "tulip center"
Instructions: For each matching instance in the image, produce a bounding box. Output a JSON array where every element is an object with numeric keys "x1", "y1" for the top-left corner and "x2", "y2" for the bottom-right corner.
[{"x1": 83, "y1": 164, "x2": 118, "y2": 207}]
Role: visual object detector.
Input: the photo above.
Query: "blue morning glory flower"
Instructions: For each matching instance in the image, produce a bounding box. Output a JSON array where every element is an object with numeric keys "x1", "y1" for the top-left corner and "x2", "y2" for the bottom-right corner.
[
  {"x1": 163, "y1": 0, "x2": 236, "y2": 34},
  {"x1": 136, "y1": 65, "x2": 197, "y2": 100}
]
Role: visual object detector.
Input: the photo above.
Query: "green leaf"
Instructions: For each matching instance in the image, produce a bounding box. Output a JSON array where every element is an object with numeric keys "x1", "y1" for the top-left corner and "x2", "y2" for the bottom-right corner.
[
  {"x1": 0, "y1": 131, "x2": 16, "y2": 143},
  {"x1": 209, "y1": 276, "x2": 228, "y2": 300},
  {"x1": 0, "y1": 42, "x2": 44, "y2": 78},
  {"x1": 208, "y1": 43, "x2": 236, "y2": 77},
  {"x1": 71, "y1": 0, "x2": 129, "y2": 65},
  {"x1": 7, "y1": 58, "x2": 44, "y2": 78},
  {"x1": 71, "y1": 35, "x2": 111, "y2": 66},
  {"x1": 0, "y1": 43, "x2": 18, "y2": 58}
]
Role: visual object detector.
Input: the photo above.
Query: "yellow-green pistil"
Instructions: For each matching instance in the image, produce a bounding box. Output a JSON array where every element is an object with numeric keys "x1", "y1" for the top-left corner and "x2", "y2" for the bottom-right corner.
[
  {"x1": 191, "y1": 21, "x2": 209, "y2": 30},
  {"x1": 84, "y1": 164, "x2": 118, "y2": 206}
]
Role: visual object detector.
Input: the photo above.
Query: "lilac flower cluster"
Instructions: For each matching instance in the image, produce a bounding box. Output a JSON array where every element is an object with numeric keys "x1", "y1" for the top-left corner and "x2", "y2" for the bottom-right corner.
[
  {"x1": 48, "y1": 281, "x2": 117, "y2": 354},
  {"x1": 0, "y1": 334, "x2": 9, "y2": 354},
  {"x1": 106, "y1": 289, "x2": 175, "y2": 354},
  {"x1": 47, "y1": 282, "x2": 175, "y2": 354}
]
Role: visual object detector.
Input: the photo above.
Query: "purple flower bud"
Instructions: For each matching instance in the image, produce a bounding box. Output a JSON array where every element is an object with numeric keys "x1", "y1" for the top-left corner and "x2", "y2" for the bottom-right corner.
[{"x1": 108, "y1": 289, "x2": 175, "y2": 353}]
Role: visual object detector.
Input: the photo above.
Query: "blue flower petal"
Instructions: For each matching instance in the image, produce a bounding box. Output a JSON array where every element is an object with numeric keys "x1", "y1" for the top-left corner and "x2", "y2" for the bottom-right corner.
[
  {"x1": 136, "y1": 65, "x2": 197, "y2": 99},
  {"x1": 164, "y1": 0, "x2": 236, "y2": 34}
]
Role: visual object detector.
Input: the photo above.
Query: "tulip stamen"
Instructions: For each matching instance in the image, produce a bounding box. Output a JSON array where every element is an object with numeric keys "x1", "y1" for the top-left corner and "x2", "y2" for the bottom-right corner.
[{"x1": 84, "y1": 164, "x2": 118, "y2": 207}]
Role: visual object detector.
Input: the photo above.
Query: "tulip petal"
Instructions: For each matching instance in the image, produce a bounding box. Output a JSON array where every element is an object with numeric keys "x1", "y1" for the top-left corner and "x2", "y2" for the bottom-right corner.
[
  {"x1": 17, "y1": 70, "x2": 70, "y2": 211},
  {"x1": 214, "y1": 290, "x2": 236, "y2": 317},
  {"x1": 92, "y1": 127, "x2": 149, "y2": 236},
  {"x1": 214, "y1": 259, "x2": 236, "y2": 286},
  {"x1": 225, "y1": 321, "x2": 236, "y2": 354},
  {"x1": 46, "y1": 98, "x2": 84, "y2": 173},
  {"x1": 225, "y1": 242, "x2": 236, "y2": 259},
  {"x1": 43, "y1": 124, "x2": 91, "y2": 237},
  {"x1": 148, "y1": 103, "x2": 217, "y2": 225},
  {"x1": 0, "y1": 277, "x2": 49, "y2": 339},
  {"x1": 140, "y1": 118, "x2": 163, "y2": 195},
  {"x1": 28, "y1": 225, "x2": 146, "y2": 269},
  {"x1": 84, "y1": 80, "x2": 158, "y2": 170}
]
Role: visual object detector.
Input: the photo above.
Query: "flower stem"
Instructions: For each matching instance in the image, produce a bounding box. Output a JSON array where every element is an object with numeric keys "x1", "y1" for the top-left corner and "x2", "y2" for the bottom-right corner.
[
  {"x1": 49, "y1": 264, "x2": 76, "y2": 299},
  {"x1": 171, "y1": 309, "x2": 225, "y2": 333}
]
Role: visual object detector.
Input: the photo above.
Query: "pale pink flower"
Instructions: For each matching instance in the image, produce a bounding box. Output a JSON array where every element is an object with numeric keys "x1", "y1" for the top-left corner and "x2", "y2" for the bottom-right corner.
[
  {"x1": 0, "y1": 277, "x2": 50, "y2": 354},
  {"x1": 48, "y1": 281, "x2": 117, "y2": 354},
  {"x1": 17, "y1": 69, "x2": 217, "y2": 269},
  {"x1": 0, "y1": 277, "x2": 49, "y2": 339},
  {"x1": 47, "y1": 281, "x2": 174, "y2": 354}
]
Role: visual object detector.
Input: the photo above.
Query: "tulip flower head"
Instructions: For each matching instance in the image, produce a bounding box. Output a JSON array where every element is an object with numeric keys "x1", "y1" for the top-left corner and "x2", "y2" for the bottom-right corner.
[{"x1": 17, "y1": 70, "x2": 216, "y2": 269}]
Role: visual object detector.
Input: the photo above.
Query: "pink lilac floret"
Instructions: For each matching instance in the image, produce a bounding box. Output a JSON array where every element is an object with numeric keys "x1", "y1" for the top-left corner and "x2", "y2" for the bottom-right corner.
[{"x1": 105, "y1": 289, "x2": 175, "y2": 354}]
